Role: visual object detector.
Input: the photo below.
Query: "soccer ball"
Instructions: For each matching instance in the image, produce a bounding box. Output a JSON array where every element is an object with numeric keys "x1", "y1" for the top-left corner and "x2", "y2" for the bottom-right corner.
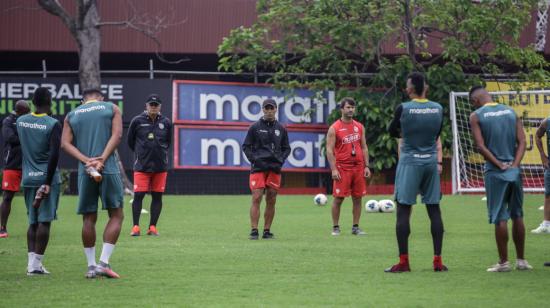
[
  {"x1": 313, "y1": 193, "x2": 328, "y2": 206},
  {"x1": 378, "y1": 199, "x2": 395, "y2": 213},
  {"x1": 365, "y1": 200, "x2": 379, "y2": 213}
]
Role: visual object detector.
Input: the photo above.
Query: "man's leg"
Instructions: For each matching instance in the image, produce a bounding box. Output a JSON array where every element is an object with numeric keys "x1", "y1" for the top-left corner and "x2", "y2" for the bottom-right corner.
[
  {"x1": 426, "y1": 204, "x2": 447, "y2": 271},
  {"x1": 263, "y1": 188, "x2": 277, "y2": 238},
  {"x1": 532, "y1": 194, "x2": 550, "y2": 233},
  {"x1": 495, "y1": 220, "x2": 509, "y2": 264},
  {"x1": 27, "y1": 223, "x2": 37, "y2": 272},
  {"x1": 149, "y1": 192, "x2": 163, "y2": 229},
  {"x1": 511, "y1": 217, "x2": 526, "y2": 260},
  {"x1": 0, "y1": 191, "x2": 16, "y2": 235},
  {"x1": 385, "y1": 203, "x2": 412, "y2": 272},
  {"x1": 351, "y1": 196, "x2": 365, "y2": 235},
  {"x1": 250, "y1": 189, "x2": 263, "y2": 239},
  {"x1": 29, "y1": 222, "x2": 51, "y2": 274},
  {"x1": 131, "y1": 192, "x2": 146, "y2": 235},
  {"x1": 331, "y1": 197, "x2": 344, "y2": 235},
  {"x1": 96, "y1": 208, "x2": 123, "y2": 278}
]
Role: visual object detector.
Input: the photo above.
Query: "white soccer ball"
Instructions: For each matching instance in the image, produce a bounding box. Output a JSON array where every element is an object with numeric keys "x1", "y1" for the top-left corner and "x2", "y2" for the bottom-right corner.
[
  {"x1": 378, "y1": 199, "x2": 395, "y2": 213},
  {"x1": 365, "y1": 200, "x2": 380, "y2": 213},
  {"x1": 313, "y1": 193, "x2": 328, "y2": 206}
]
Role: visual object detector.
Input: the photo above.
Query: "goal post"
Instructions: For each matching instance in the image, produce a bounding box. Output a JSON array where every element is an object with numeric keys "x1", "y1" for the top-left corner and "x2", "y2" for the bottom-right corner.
[{"x1": 450, "y1": 90, "x2": 550, "y2": 194}]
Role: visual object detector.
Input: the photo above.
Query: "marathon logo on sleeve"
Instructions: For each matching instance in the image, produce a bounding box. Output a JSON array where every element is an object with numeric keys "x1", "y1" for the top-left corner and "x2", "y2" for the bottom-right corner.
[
  {"x1": 74, "y1": 105, "x2": 106, "y2": 114},
  {"x1": 18, "y1": 122, "x2": 47, "y2": 130},
  {"x1": 483, "y1": 109, "x2": 512, "y2": 118},
  {"x1": 28, "y1": 171, "x2": 44, "y2": 177},
  {"x1": 409, "y1": 108, "x2": 440, "y2": 114}
]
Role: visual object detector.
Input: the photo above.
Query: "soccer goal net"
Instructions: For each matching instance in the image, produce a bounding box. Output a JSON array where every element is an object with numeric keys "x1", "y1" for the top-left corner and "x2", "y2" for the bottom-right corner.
[{"x1": 450, "y1": 90, "x2": 550, "y2": 194}]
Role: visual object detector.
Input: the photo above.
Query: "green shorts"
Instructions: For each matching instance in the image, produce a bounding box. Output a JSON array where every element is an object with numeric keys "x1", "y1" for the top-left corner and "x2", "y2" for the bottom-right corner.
[
  {"x1": 394, "y1": 162, "x2": 441, "y2": 205},
  {"x1": 77, "y1": 173, "x2": 124, "y2": 215},
  {"x1": 484, "y1": 168, "x2": 523, "y2": 224},
  {"x1": 24, "y1": 184, "x2": 60, "y2": 225}
]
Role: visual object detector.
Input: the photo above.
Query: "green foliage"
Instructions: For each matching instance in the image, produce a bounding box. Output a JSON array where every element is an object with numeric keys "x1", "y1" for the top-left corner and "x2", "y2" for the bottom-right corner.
[
  {"x1": 59, "y1": 169, "x2": 71, "y2": 195},
  {"x1": 218, "y1": 0, "x2": 550, "y2": 170}
]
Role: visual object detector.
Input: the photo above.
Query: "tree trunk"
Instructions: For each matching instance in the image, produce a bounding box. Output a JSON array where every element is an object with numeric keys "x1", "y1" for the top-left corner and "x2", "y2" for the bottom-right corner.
[
  {"x1": 75, "y1": 3, "x2": 101, "y2": 90},
  {"x1": 403, "y1": 0, "x2": 417, "y2": 67}
]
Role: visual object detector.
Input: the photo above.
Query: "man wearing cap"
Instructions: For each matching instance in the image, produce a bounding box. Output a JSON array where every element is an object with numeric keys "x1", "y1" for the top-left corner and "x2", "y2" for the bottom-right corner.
[
  {"x1": 242, "y1": 98, "x2": 291, "y2": 240},
  {"x1": 127, "y1": 94, "x2": 172, "y2": 237},
  {"x1": 0, "y1": 100, "x2": 30, "y2": 238}
]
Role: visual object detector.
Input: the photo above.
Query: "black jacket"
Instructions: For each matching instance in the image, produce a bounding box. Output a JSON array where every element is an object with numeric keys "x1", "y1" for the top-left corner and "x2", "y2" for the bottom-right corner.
[
  {"x1": 242, "y1": 118, "x2": 291, "y2": 173},
  {"x1": 127, "y1": 112, "x2": 172, "y2": 172},
  {"x1": 1, "y1": 113, "x2": 22, "y2": 170}
]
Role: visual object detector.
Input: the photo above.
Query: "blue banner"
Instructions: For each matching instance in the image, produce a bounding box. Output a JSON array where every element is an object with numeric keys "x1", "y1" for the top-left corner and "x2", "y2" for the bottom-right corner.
[
  {"x1": 174, "y1": 126, "x2": 327, "y2": 172},
  {"x1": 173, "y1": 81, "x2": 336, "y2": 126}
]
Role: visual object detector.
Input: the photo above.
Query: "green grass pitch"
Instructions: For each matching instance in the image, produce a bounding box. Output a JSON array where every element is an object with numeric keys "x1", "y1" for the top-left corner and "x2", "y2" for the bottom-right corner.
[{"x1": 0, "y1": 194, "x2": 548, "y2": 307}]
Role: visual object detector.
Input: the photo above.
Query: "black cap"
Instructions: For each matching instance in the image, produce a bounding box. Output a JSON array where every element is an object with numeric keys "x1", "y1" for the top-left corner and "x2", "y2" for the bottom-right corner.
[
  {"x1": 262, "y1": 99, "x2": 277, "y2": 108},
  {"x1": 146, "y1": 94, "x2": 162, "y2": 105}
]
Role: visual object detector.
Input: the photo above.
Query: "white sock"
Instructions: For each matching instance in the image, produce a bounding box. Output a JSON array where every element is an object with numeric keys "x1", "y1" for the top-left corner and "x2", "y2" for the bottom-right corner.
[
  {"x1": 99, "y1": 243, "x2": 115, "y2": 265},
  {"x1": 543, "y1": 220, "x2": 550, "y2": 226},
  {"x1": 32, "y1": 254, "x2": 44, "y2": 270},
  {"x1": 27, "y1": 252, "x2": 35, "y2": 271},
  {"x1": 84, "y1": 247, "x2": 96, "y2": 267}
]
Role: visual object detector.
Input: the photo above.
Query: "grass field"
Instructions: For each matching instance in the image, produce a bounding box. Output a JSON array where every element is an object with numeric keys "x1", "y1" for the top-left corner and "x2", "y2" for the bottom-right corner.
[{"x1": 0, "y1": 194, "x2": 548, "y2": 307}]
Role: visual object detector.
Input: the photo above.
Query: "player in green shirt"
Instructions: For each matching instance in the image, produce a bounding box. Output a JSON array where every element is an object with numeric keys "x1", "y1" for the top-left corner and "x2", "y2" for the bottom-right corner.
[
  {"x1": 62, "y1": 88, "x2": 124, "y2": 279},
  {"x1": 17, "y1": 87, "x2": 61, "y2": 275}
]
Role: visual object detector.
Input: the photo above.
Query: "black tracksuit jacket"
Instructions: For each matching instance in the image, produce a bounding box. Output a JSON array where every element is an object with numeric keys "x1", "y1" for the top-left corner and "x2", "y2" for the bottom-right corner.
[
  {"x1": 242, "y1": 118, "x2": 291, "y2": 173},
  {"x1": 1, "y1": 113, "x2": 22, "y2": 170},
  {"x1": 127, "y1": 112, "x2": 172, "y2": 172}
]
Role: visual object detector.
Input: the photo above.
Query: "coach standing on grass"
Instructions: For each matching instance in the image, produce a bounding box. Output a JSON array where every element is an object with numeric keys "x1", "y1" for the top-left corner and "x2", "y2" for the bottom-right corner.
[
  {"x1": 128, "y1": 94, "x2": 172, "y2": 237},
  {"x1": 243, "y1": 99, "x2": 290, "y2": 240}
]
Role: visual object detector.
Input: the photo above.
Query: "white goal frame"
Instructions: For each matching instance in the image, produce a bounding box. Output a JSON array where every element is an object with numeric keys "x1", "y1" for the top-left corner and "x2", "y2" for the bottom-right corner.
[{"x1": 450, "y1": 90, "x2": 550, "y2": 194}]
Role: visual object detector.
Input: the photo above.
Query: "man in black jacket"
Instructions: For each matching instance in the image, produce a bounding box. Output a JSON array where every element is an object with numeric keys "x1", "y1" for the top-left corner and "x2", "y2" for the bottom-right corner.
[
  {"x1": 0, "y1": 100, "x2": 30, "y2": 238},
  {"x1": 127, "y1": 94, "x2": 172, "y2": 236},
  {"x1": 242, "y1": 99, "x2": 291, "y2": 240}
]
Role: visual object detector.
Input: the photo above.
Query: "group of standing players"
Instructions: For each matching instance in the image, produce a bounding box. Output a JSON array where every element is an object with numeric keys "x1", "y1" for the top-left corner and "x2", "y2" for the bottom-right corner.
[
  {"x1": 0, "y1": 71, "x2": 547, "y2": 277},
  {"x1": 0, "y1": 88, "x2": 171, "y2": 278},
  {"x1": 245, "y1": 72, "x2": 545, "y2": 272}
]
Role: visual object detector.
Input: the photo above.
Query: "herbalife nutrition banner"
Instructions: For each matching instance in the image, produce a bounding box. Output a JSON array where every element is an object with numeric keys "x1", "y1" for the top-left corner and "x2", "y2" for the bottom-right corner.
[
  {"x1": 0, "y1": 77, "x2": 172, "y2": 124},
  {"x1": 172, "y1": 80, "x2": 336, "y2": 172}
]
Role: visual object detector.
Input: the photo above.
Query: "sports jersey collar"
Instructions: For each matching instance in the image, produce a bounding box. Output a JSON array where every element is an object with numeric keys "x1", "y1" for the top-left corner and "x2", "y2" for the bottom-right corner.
[
  {"x1": 31, "y1": 112, "x2": 47, "y2": 117},
  {"x1": 83, "y1": 100, "x2": 100, "y2": 104},
  {"x1": 484, "y1": 102, "x2": 498, "y2": 106},
  {"x1": 412, "y1": 98, "x2": 429, "y2": 103}
]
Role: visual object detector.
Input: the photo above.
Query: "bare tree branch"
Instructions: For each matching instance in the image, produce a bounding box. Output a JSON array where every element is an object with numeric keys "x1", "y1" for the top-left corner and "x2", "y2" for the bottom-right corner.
[
  {"x1": 96, "y1": 1, "x2": 188, "y2": 64},
  {"x1": 37, "y1": 0, "x2": 76, "y2": 34},
  {"x1": 2, "y1": 5, "x2": 41, "y2": 13}
]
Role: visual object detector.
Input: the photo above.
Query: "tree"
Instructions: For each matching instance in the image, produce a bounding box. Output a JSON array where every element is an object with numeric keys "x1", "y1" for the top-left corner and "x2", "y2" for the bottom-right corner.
[
  {"x1": 37, "y1": 0, "x2": 184, "y2": 89},
  {"x1": 218, "y1": 0, "x2": 549, "y2": 170}
]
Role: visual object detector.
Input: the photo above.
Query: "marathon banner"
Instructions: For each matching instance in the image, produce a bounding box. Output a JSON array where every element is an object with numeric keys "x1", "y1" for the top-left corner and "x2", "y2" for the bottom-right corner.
[
  {"x1": 0, "y1": 77, "x2": 172, "y2": 124},
  {"x1": 172, "y1": 80, "x2": 336, "y2": 172},
  {"x1": 173, "y1": 80, "x2": 336, "y2": 129},
  {"x1": 174, "y1": 125, "x2": 327, "y2": 172}
]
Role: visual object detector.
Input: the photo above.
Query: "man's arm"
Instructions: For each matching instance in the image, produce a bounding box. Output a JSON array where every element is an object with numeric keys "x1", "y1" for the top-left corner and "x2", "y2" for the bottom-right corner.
[
  {"x1": 280, "y1": 126, "x2": 291, "y2": 161},
  {"x1": 166, "y1": 119, "x2": 173, "y2": 148},
  {"x1": 512, "y1": 115, "x2": 526, "y2": 168},
  {"x1": 469, "y1": 112, "x2": 506, "y2": 170},
  {"x1": 61, "y1": 116, "x2": 90, "y2": 164},
  {"x1": 45, "y1": 122, "x2": 61, "y2": 186},
  {"x1": 242, "y1": 125, "x2": 257, "y2": 163},
  {"x1": 99, "y1": 105, "x2": 123, "y2": 162},
  {"x1": 535, "y1": 119, "x2": 548, "y2": 169},
  {"x1": 2, "y1": 118, "x2": 19, "y2": 145},
  {"x1": 326, "y1": 126, "x2": 340, "y2": 181},
  {"x1": 360, "y1": 125, "x2": 371, "y2": 178},
  {"x1": 388, "y1": 104, "x2": 403, "y2": 138},
  {"x1": 127, "y1": 117, "x2": 137, "y2": 152},
  {"x1": 436, "y1": 137, "x2": 443, "y2": 174}
]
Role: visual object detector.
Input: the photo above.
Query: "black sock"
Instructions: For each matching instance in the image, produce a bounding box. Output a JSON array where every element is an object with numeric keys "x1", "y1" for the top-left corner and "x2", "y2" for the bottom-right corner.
[
  {"x1": 132, "y1": 192, "x2": 146, "y2": 226},
  {"x1": 251, "y1": 228, "x2": 258, "y2": 233},
  {"x1": 333, "y1": 225, "x2": 339, "y2": 229},
  {"x1": 150, "y1": 192, "x2": 163, "y2": 226},
  {"x1": 263, "y1": 229, "x2": 270, "y2": 233},
  {"x1": 353, "y1": 224, "x2": 359, "y2": 228},
  {"x1": 396, "y1": 203, "x2": 412, "y2": 255},
  {"x1": 426, "y1": 204, "x2": 444, "y2": 256}
]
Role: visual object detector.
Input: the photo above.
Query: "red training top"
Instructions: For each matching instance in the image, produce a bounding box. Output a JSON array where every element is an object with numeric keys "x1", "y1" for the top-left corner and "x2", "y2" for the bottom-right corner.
[{"x1": 331, "y1": 119, "x2": 365, "y2": 169}]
